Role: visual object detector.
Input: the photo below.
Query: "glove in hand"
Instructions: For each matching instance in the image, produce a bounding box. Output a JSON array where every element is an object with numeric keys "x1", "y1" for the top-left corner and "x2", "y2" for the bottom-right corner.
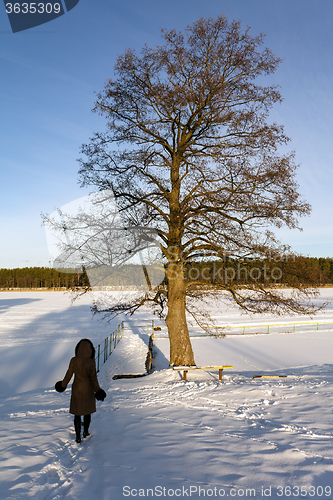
[
  {"x1": 95, "y1": 388, "x2": 106, "y2": 401},
  {"x1": 55, "y1": 381, "x2": 65, "y2": 393}
]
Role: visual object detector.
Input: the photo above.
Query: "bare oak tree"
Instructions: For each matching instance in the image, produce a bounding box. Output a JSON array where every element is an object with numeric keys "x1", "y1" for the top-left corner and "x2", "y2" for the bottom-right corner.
[{"x1": 78, "y1": 15, "x2": 321, "y2": 366}]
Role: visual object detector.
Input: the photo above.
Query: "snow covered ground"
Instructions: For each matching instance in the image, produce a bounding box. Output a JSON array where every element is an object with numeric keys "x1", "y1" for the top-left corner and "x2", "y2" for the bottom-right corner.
[{"x1": 1, "y1": 290, "x2": 333, "y2": 499}]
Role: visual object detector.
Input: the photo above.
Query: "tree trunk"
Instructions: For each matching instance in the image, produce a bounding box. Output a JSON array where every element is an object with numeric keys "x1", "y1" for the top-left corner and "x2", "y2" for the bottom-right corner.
[{"x1": 166, "y1": 265, "x2": 195, "y2": 366}]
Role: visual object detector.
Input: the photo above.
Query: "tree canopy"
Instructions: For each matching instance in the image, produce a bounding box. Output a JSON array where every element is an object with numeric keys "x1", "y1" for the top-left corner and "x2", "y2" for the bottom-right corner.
[{"x1": 77, "y1": 14, "x2": 322, "y2": 365}]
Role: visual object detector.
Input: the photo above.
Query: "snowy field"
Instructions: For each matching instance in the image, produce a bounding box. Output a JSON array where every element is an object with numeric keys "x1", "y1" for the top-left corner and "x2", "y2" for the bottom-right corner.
[{"x1": 1, "y1": 290, "x2": 333, "y2": 500}]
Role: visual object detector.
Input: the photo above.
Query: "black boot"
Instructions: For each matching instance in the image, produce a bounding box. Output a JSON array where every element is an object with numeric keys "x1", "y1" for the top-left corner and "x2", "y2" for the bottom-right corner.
[
  {"x1": 83, "y1": 414, "x2": 91, "y2": 438},
  {"x1": 74, "y1": 415, "x2": 81, "y2": 443}
]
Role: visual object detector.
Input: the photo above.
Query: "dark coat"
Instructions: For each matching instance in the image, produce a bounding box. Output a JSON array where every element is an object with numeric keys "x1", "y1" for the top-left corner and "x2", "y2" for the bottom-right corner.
[{"x1": 61, "y1": 339, "x2": 101, "y2": 416}]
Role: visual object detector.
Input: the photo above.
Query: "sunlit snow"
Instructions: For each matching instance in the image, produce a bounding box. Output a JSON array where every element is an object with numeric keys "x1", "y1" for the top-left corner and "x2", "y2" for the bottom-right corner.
[{"x1": 0, "y1": 290, "x2": 333, "y2": 499}]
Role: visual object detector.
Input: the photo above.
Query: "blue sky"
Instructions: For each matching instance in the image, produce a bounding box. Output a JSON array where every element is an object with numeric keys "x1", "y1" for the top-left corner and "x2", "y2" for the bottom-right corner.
[{"x1": 0, "y1": 0, "x2": 332, "y2": 268}]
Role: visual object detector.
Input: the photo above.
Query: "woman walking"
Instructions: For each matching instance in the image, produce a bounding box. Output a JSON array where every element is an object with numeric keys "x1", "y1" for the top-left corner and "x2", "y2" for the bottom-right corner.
[{"x1": 55, "y1": 338, "x2": 106, "y2": 443}]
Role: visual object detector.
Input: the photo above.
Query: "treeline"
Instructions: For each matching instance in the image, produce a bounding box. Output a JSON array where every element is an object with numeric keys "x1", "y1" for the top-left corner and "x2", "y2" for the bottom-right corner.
[
  {"x1": 86, "y1": 264, "x2": 164, "y2": 288},
  {"x1": 0, "y1": 257, "x2": 333, "y2": 289},
  {"x1": 183, "y1": 256, "x2": 333, "y2": 286},
  {"x1": 0, "y1": 267, "x2": 90, "y2": 289}
]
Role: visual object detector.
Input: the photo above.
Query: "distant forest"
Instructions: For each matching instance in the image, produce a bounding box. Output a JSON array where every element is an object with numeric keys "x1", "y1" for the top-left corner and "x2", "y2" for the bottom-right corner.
[
  {"x1": 1, "y1": 257, "x2": 333, "y2": 289},
  {"x1": 0, "y1": 267, "x2": 90, "y2": 289}
]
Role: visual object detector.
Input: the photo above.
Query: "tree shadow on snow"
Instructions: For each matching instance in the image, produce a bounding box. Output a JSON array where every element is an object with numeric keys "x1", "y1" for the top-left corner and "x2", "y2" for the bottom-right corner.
[{"x1": 0, "y1": 297, "x2": 42, "y2": 313}]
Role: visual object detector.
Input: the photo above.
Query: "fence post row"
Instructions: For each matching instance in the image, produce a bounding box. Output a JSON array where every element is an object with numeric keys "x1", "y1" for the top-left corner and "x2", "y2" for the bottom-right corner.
[
  {"x1": 96, "y1": 321, "x2": 124, "y2": 373},
  {"x1": 228, "y1": 321, "x2": 333, "y2": 336},
  {"x1": 151, "y1": 320, "x2": 333, "y2": 338}
]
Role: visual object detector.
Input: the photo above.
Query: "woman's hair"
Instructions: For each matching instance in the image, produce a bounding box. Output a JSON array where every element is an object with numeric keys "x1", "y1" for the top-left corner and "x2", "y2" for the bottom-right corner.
[{"x1": 75, "y1": 338, "x2": 96, "y2": 359}]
